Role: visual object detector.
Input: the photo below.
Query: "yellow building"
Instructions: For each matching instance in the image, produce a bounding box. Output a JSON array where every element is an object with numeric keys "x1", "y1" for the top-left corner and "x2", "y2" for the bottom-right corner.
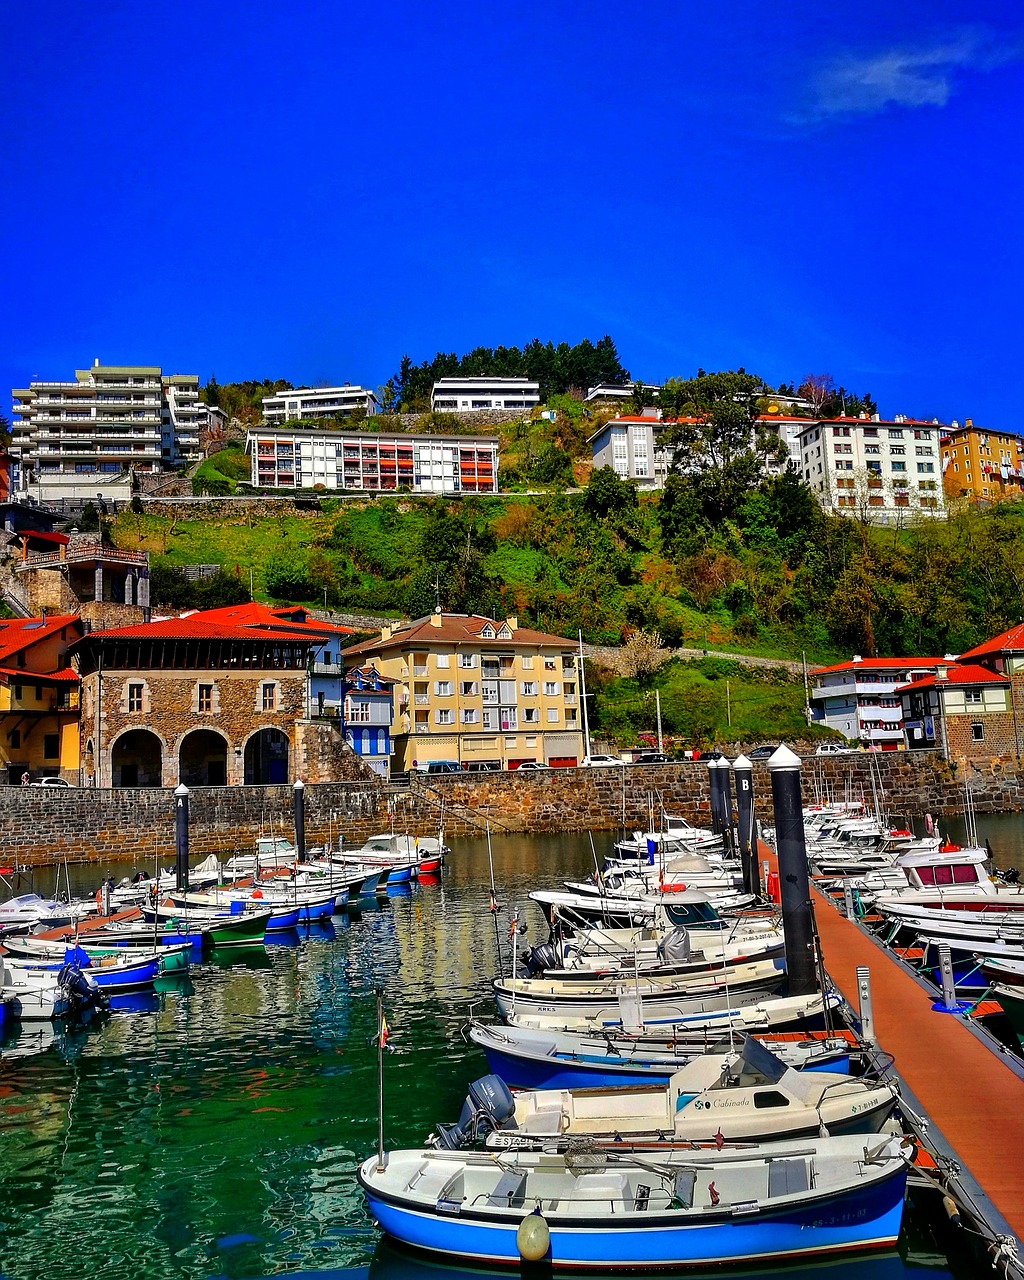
[
  {"x1": 343, "y1": 611, "x2": 584, "y2": 771},
  {"x1": 0, "y1": 614, "x2": 82, "y2": 783},
  {"x1": 941, "y1": 420, "x2": 1024, "y2": 503}
]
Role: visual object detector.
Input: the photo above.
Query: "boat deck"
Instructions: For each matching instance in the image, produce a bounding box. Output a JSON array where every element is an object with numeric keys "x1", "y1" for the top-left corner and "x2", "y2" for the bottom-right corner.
[{"x1": 758, "y1": 838, "x2": 1024, "y2": 1241}]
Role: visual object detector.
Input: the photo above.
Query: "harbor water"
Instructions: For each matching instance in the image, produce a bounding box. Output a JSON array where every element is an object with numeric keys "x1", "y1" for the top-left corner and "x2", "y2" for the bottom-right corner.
[{"x1": 0, "y1": 830, "x2": 983, "y2": 1280}]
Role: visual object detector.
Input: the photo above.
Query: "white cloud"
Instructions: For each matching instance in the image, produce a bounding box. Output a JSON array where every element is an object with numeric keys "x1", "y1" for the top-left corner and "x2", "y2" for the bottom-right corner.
[{"x1": 800, "y1": 28, "x2": 1023, "y2": 123}]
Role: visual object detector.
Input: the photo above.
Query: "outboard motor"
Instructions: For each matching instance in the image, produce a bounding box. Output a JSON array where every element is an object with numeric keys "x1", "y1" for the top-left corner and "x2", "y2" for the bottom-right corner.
[
  {"x1": 659, "y1": 926, "x2": 692, "y2": 965},
  {"x1": 57, "y1": 963, "x2": 109, "y2": 1018},
  {"x1": 434, "y1": 1074, "x2": 517, "y2": 1150},
  {"x1": 527, "y1": 943, "x2": 558, "y2": 975}
]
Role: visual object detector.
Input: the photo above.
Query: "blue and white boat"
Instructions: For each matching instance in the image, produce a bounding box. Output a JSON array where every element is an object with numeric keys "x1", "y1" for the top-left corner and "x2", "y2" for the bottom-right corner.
[
  {"x1": 358, "y1": 1133, "x2": 912, "y2": 1270},
  {"x1": 3, "y1": 946, "x2": 173, "y2": 993},
  {"x1": 468, "y1": 1021, "x2": 854, "y2": 1090}
]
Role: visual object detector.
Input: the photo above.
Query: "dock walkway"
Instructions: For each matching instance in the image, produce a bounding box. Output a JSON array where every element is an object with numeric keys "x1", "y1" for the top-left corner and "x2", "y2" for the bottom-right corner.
[{"x1": 758, "y1": 839, "x2": 1024, "y2": 1241}]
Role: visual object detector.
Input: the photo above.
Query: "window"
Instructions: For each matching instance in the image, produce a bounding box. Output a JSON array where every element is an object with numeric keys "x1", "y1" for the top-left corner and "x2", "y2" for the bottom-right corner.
[
  {"x1": 971, "y1": 722, "x2": 985, "y2": 741},
  {"x1": 435, "y1": 653, "x2": 450, "y2": 669},
  {"x1": 435, "y1": 680, "x2": 453, "y2": 696},
  {"x1": 964, "y1": 689, "x2": 982, "y2": 704},
  {"x1": 460, "y1": 681, "x2": 478, "y2": 696},
  {"x1": 891, "y1": 462, "x2": 906, "y2": 472},
  {"x1": 262, "y1": 683, "x2": 277, "y2": 711},
  {"x1": 482, "y1": 708, "x2": 498, "y2": 731},
  {"x1": 888, "y1": 429, "x2": 904, "y2": 439},
  {"x1": 198, "y1": 684, "x2": 213, "y2": 713},
  {"x1": 890, "y1": 445, "x2": 906, "y2": 456},
  {"x1": 44, "y1": 734, "x2": 59, "y2": 759},
  {"x1": 917, "y1": 463, "x2": 935, "y2": 474},
  {"x1": 864, "y1": 445, "x2": 880, "y2": 455},
  {"x1": 915, "y1": 446, "x2": 934, "y2": 457},
  {"x1": 521, "y1": 681, "x2": 537, "y2": 696},
  {"x1": 436, "y1": 709, "x2": 453, "y2": 725},
  {"x1": 128, "y1": 683, "x2": 144, "y2": 713},
  {"x1": 461, "y1": 708, "x2": 478, "y2": 724},
  {"x1": 347, "y1": 700, "x2": 371, "y2": 722},
  {"x1": 459, "y1": 653, "x2": 477, "y2": 668},
  {"x1": 523, "y1": 707, "x2": 539, "y2": 723},
  {"x1": 543, "y1": 682, "x2": 559, "y2": 696},
  {"x1": 521, "y1": 655, "x2": 534, "y2": 670},
  {"x1": 546, "y1": 708, "x2": 559, "y2": 722}
]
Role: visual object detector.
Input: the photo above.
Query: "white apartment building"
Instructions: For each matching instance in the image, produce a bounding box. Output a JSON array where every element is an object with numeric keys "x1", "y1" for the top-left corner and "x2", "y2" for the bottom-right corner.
[
  {"x1": 798, "y1": 416, "x2": 946, "y2": 522},
  {"x1": 431, "y1": 377, "x2": 540, "y2": 413},
  {"x1": 810, "y1": 655, "x2": 944, "y2": 748},
  {"x1": 585, "y1": 382, "x2": 661, "y2": 403},
  {"x1": 587, "y1": 411, "x2": 672, "y2": 489},
  {"x1": 261, "y1": 385, "x2": 379, "y2": 423},
  {"x1": 11, "y1": 362, "x2": 211, "y2": 500},
  {"x1": 246, "y1": 427, "x2": 499, "y2": 494}
]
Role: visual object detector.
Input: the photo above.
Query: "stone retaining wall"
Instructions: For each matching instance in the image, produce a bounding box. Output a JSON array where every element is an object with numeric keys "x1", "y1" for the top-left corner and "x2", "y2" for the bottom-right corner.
[{"x1": 2, "y1": 752, "x2": 1020, "y2": 867}]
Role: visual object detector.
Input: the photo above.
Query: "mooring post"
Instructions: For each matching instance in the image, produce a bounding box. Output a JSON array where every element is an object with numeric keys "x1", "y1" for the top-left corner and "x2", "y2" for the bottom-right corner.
[
  {"x1": 293, "y1": 778, "x2": 307, "y2": 863},
  {"x1": 937, "y1": 943, "x2": 958, "y2": 1011},
  {"x1": 707, "y1": 757, "x2": 723, "y2": 835},
  {"x1": 717, "y1": 757, "x2": 735, "y2": 857},
  {"x1": 856, "y1": 964, "x2": 876, "y2": 1044},
  {"x1": 843, "y1": 879, "x2": 855, "y2": 918},
  {"x1": 732, "y1": 754, "x2": 754, "y2": 895},
  {"x1": 174, "y1": 782, "x2": 190, "y2": 891},
  {"x1": 767, "y1": 745, "x2": 817, "y2": 997}
]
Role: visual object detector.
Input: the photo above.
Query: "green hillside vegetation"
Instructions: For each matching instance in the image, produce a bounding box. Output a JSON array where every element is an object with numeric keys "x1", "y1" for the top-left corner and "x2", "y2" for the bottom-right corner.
[{"x1": 192, "y1": 445, "x2": 252, "y2": 495}]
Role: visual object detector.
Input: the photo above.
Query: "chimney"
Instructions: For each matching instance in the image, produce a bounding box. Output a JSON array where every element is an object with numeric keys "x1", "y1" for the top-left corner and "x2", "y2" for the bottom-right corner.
[
  {"x1": 381, "y1": 624, "x2": 392, "y2": 641},
  {"x1": 430, "y1": 610, "x2": 443, "y2": 628},
  {"x1": 936, "y1": 664, "x2": 948, "y2": 683},
  {"x1": 966, "y1": 418, "x2": 973, "y2": 428},
  {"x1": 852, "y1": 655, "x2": 862, "y2": 664},
  {"x1": 94, "y1": 357, "x2": 100, "y2": 368},
  {"x1": 506, "y1": 616, "x2": 518, "y2": 632}
]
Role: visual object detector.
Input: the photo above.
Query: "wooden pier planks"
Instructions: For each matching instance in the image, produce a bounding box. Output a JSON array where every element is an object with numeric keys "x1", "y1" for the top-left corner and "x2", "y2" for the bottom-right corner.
[{"x1": 758, "y1": 839, "x2": 1024, "y2": 1238}]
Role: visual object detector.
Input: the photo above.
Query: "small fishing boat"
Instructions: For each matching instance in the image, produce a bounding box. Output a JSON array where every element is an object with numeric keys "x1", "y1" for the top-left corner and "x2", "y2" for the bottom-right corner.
[
  {"x1": 0, "y1": 893, "x2": 92, "y2": 932},
  {"x1": 468, "y1": 1022, "x2": 855, "y2": 1090},
  {"x1": 531, "y1": 887, "x2": 756, "y2": 930},
  {"x1": 991, "y1": 982, "x2": 1024, "y2": 1051},
  {"x1": 357, "y1": 1133, "x2": 912, "y2": 1269},
  {"x1": 141, "y1": 902, "x2": 276, "y2": 947},
  {"x1": 0, "y1": 960, "x2": 106, "y2": 1021},
  {"x1": 3, "y1": 945, "x2": 178, "y2": 992},
  {"x1": 160, "y1": 893, "x2": 303, "y2": 932},
  {"x1": 433, "y1": 1041, "x2": 897, "y2": 1151}
]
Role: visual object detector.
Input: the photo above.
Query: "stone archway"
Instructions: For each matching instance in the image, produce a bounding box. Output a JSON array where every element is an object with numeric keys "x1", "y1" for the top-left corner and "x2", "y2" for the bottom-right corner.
[
  {"x1": 243, "y1": 727, "x2": 290, "y2": 784},
  {"x1": 111, "y1": 729, "x2": 163, "y2": 787},
  {"x1": 179, "y1": 729, "x2": 229, "y2": 787}
]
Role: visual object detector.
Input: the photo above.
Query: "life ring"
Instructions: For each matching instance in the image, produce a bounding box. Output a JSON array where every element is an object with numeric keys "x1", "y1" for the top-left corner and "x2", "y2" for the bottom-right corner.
[{"x1": 661, "y1": 882, "x2": 688, "y2": 893}]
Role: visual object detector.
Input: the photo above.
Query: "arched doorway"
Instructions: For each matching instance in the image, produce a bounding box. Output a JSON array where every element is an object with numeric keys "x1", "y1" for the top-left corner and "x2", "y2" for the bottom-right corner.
[
  {"x1": 179, "y1": 729, "x2": 229, "y2": 787},
  {"x1": 244, "y1": 728, "x2": 290, "y2": 784},
  {"x1": 111, "y1": 729, "x2": 163, "y2": 787}
]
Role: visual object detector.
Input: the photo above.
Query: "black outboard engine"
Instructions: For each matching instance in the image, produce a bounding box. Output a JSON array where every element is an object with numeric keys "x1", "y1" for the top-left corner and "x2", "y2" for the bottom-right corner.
[
  {"x1": 527, "y1": 943, "x2": 558, "y2": 976},
  {"x1": 434, "y1": 1074, "x2": 517, "y2": 1150},
  {"x1": 57, "y1": 963, "x2": 109, "y2": 1019}
]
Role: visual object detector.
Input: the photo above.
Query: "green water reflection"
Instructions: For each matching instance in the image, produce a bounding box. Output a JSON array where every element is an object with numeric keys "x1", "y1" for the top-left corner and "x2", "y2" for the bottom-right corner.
[{"x1": 0, "y1": 832, "x2": 961, "y2": 1280}]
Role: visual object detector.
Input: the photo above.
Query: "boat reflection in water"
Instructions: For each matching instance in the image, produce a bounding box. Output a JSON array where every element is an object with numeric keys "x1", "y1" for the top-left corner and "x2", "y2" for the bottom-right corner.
[{"x1": 365, "y1": 1238, "x2": 943, "y2": 1280}]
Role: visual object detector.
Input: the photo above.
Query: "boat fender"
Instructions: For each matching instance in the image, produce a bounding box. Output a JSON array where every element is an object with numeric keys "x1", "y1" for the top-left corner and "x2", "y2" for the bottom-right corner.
[
  {"x1": 516, "y1": 1209, "x2": 550, "y2": 1262},
  {"x1": 252, "y1": 890, "x2": 263, "y2": 899},
  {"x1": 708, "y1": 1181, "x2": 720, "y2": 1206}
]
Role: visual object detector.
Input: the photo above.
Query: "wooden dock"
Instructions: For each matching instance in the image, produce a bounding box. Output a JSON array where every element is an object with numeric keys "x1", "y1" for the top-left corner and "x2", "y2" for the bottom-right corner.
[{"x1": 759, "y1": 839, "x2": 1024, "y2": 1241}]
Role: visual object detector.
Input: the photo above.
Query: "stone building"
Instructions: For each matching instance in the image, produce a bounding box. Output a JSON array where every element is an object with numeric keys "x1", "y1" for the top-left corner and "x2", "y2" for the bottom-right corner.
[
  {"x1": 342, "y1": 611, "x2": 583, "y2": 772},
  {"x1": 9, "y1": 530, "x2": 150, "y2": 631},
  {"x1": 897, "y1": 662, "x2": 1015, "y2": 761},
  {"x1": 70, "y1": 612, "x2": 367, "y2": 788}
]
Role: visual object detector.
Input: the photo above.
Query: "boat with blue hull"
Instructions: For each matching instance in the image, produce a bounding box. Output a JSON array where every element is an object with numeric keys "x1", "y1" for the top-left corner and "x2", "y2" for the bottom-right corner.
[
  {"x1": 3, "y1": 948, "x2": 172, "y2": 993},
  {"x1": 358, "y1": 1134, "x2": 912, "y2": 1270},
  {"x1": 468, "y1": 1023, "x2": 854, "y2": 1091}
]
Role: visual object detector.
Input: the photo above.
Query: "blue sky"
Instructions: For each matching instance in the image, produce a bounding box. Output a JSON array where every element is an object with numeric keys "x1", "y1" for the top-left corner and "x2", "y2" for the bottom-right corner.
[{"x1": 2, "y1": 1, "x2": 1022, "y2": 424}]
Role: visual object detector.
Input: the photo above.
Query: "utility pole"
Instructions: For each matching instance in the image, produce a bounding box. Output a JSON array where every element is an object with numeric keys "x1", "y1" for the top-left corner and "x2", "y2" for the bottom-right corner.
[
  {"x1": 655, "y1": 689, "x2": 664, "y2": 752},
  {"x1": 578, "y1": 630, "x2": 592, "y2": 760}
]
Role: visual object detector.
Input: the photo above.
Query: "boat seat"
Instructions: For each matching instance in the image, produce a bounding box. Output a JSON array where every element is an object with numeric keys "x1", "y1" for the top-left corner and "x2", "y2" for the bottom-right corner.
[
  {"x1": 573, "y1": 1172, "x2": 631, "y2": 1213},
  {"x1": 768, "y1": 1158, "x2": 809, "y2": 1198},
  {"x1": 517, "y1": 1106, "x2": 565, "y2": 1134},
  {"x1": 487, "y1": 1171, "x2": 527, "y2": 1208}
]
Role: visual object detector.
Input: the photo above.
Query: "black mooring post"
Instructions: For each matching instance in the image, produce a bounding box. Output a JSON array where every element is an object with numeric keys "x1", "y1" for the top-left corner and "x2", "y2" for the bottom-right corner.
[
  {"x1": 767, "y1": 745, "x2": 818, "y2": 997},
  {"x1": 707, "y1": 758, "x2": 722, "y2": 835},
  {"x1": 174, "y1": 783, "x2": 190, "y2": 891},
  {"x1": 293, "y1": 778, "x2": 307, "y2": 863},
  {"x1": 718, "y1": 759, "x2": 735, "y2": 857},
  {"x1": 732, "y1": 754, "x2": 755, "y2": 896}
]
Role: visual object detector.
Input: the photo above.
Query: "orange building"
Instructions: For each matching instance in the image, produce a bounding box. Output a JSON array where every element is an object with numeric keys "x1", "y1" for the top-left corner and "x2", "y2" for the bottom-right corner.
[{"x1": 941, "y1": 419, "x2": 1024, "y2": 502}]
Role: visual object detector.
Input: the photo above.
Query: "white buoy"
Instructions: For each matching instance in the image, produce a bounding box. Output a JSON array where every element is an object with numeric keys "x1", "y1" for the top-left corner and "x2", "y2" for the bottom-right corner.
[{"x1": 516, "y1": 1208, "x2": 550, "y2": 1261}]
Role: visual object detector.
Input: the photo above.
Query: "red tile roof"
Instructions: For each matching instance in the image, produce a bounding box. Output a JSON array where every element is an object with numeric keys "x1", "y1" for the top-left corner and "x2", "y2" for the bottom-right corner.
[
  {"x1": 812, "y1": 657, "x2": 944, "y2": 675},
  {"x1": 343, "y1": 612, "x2": 577, "y2": 659},
  {"x1": 0, "y1": 664, "x2": 79, "y2": 682},
  {"x1": 74, "y1": 617, "x2": 318, "y2": 643},
  {"x1": 895, "y1": 663, "x2": 1009, "y2": 692},
  {"x1": 958, "y1": 624, "x2": 1024, "y2": 660},
  {"x1": 0, "y1": 614, "x2": 80, "y2": 664},
  {"x1": 188, "y1": 602, "x2": 355, "y2": 636}
]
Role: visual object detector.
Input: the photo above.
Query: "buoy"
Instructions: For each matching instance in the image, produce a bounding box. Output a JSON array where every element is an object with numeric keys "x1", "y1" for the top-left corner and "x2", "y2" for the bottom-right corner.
[{"x1": 516, "y1": 1208, "x2": 550, "y2": 1261}]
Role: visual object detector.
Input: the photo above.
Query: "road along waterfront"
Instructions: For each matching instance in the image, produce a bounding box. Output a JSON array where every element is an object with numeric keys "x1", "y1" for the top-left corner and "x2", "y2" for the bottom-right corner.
[{"x1": 0, "y1": 831, "x2": 978, "y2": 1280}]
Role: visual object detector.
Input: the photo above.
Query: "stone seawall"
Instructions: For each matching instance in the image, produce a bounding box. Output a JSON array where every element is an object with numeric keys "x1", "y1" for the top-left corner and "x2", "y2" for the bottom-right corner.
[{"x1": 2, "y1": 752, "x2": 1020, "y2": 866}]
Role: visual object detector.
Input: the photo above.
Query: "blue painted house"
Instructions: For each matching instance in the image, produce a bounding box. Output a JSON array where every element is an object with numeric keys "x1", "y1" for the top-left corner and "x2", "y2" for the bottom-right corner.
[{"x1": 343, "y1": 664, "x2": 394, "y2": 778}]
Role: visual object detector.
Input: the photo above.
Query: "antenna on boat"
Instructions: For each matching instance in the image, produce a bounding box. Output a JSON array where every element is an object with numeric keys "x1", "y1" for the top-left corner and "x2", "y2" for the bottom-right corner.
[
  {"x1": 375, "y1": 989, "x2": 387, "y2": 1172},
  {"x1": 485, "y1": 824, "x2": 504, "y2": 980}
]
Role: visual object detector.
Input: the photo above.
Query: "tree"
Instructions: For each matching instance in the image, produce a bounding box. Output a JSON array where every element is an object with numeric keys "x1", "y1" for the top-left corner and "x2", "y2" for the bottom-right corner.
[
  {"x1": 658, "y1": 369, "x2": 788, "y2": 525},
  {"x1": 798, "y1": 374, "x2": 835, "y2": 417},
  {"x1": 583, "y1": 466, "x2": 638, "y2": 519},
  {"x1": 620, "y1": 629, "x2": 667, "y2": 685}
]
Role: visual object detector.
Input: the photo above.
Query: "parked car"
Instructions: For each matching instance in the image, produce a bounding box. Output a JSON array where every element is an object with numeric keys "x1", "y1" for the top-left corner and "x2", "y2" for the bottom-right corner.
[
  {"x1": 28, "y1": 777, "x2": 72, "y2": 788},
  {"x1": 463, "y1": 761, "x2": 501, "y2": 773},
  {"x1": 579, "y1": 753, "x2": 626, "y2": 767},
  {"x1": 412, "y1": 760, "x2": 463, "y2": 775},
  {"x1": 515, "y1": 761, "x2": 551, "y2": 771},
  {"x1": 697, "y1": 750, "x2": 726, "y2": 761},
  {"x1": 632, "y1": 752, "x2": 672, "y2": 764},
  {"x1": 746, "y1": 745, "x2": 778, "y2": 760},
  {"x1": 815, "y1": 742, "x2": 858, "y2": 756}
]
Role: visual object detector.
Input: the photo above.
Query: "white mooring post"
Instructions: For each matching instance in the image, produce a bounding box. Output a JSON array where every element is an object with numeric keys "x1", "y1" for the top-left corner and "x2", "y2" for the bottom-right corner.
[{"x1": 856, "y1": 965, "x2": 875, "y2": 1044}]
